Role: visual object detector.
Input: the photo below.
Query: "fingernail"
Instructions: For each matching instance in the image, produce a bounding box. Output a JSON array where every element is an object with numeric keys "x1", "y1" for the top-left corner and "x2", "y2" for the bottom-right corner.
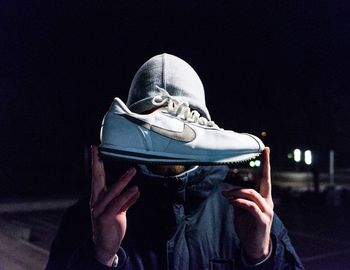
[
  {"x1": 123, "y1": 167, "x2": 136, "y2": 177},
  {"x1": 128, "y1": 167, "x2": 136, "y2": 175},
  {"x1": 122, "y1": 170, "x2": 130, "y2": 177},
  {"x1": 96, "y1": 151, "x2": 103, "y2": 162}
]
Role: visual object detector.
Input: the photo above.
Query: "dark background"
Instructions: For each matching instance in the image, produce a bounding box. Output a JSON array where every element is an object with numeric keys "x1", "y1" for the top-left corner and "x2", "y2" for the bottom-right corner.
[{"x1": 1, "y1": 0, "x2": 349, "y2": 197}]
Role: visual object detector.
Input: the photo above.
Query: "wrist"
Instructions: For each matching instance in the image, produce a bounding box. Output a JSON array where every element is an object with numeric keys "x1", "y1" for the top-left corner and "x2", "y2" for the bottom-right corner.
[
  {"x1": 243, "y1": 238, "x2": 271, "y2": 264},
  {"x1": 95, "y1": 250, "x2": 116, "y2": 267}
]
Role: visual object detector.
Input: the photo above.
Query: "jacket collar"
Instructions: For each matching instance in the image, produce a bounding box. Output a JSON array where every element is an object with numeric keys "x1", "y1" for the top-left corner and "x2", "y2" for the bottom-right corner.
[{"x1": 137, "y1": 164, "x2": 230, "y2": 203}]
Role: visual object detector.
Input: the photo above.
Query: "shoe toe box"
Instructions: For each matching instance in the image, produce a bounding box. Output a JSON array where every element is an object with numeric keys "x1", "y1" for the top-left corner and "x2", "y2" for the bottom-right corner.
[{"x1": 242, "y1": 133, "x2": 265, "y2": 152}]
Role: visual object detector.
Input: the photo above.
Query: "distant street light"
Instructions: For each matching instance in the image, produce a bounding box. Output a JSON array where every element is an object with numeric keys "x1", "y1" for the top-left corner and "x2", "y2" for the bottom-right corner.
[
  {"x1": 249, "y1": 160, "x2": 261, "y2": 167},
  {"x1": 261, "y1": 131, "x2": 267, "y2": 137},
  {"x1": 293, "y1": 149, "x2": 301, "y2": 162},
  {"x1": 304, "y1": 150, "x2": 312, "y2": 165}
]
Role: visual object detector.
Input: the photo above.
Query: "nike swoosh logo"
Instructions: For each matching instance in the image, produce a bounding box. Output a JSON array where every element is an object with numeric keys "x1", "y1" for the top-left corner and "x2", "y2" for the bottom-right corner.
[{"x1": 121, "y1": 114, "x2": 196, "y2": 142}]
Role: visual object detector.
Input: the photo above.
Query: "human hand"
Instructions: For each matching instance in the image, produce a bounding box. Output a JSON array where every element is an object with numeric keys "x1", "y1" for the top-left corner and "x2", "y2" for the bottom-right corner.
[
  {"x1": 222, "y1": 147, "x2": 273, "y2": 263},
  {"x1": 90, "y1": 145, "x2": 140, "y2": 266}
]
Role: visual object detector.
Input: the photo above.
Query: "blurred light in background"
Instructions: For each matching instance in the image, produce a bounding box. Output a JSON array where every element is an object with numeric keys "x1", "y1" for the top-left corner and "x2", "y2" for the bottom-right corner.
[
  {"x1": 293, "y1": 149, "x2": 301, "y2": 162},
  {"x1": 287, "y1": 153, "x2": 293, "y2": 159},
  {"x1": 249, "y1": 160, "x2": 261, "y2": 167},
  {"x1": 261, "y1": 131, "x2": 267, "y2": 137},
  {"x1": 304, "y1": 150, "x2": 312, "y2": 165}
]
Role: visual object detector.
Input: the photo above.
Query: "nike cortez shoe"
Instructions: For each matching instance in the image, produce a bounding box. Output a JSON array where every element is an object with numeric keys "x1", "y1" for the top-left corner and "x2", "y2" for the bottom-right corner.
[{"x1": 99, "y1": 87, "x2": 265, "y2": 165}]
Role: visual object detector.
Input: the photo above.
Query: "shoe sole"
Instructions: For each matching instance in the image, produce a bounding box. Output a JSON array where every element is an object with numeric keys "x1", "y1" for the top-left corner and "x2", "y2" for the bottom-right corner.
[{"x1": 99, "y1": 145, "x2": 261, "y2": 165}]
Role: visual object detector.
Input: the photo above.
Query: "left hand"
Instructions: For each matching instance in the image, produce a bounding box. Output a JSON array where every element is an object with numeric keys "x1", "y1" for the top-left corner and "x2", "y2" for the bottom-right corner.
[{"x1": 222, "y1": 147, "x2": 274, "y2": 263}]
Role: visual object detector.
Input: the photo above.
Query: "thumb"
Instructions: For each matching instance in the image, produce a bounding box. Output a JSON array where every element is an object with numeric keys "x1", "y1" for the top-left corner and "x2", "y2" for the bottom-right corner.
[{"x1": 259, "y1": 147, "x2": 272, "y2": 199}]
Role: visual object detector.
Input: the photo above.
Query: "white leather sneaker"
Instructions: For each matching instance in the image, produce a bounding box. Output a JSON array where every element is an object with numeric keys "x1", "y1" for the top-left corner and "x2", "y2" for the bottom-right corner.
[{"x1": 99, "y1": 87, "x2": 264, "y2": 165}]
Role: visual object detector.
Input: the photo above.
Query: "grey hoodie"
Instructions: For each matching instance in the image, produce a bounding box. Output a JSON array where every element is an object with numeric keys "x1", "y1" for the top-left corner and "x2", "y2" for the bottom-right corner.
[{"x1": 126, "y1": 53, "x2": 211, "y2": 120}]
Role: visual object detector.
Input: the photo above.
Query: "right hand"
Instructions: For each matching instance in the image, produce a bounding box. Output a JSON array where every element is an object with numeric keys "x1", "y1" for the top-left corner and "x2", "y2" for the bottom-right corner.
[{"x1": 90, "y1": 145, "x2": 140, "y2": 266}]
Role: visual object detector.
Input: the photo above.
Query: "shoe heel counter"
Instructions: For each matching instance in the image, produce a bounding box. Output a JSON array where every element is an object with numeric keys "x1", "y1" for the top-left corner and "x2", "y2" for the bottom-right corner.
[
  {"x1": 112, "y1": 98, "x2": 130, "y2": 114},
  {"x1": 100, "y1": 112, "x2": 146, "y2": 148}
]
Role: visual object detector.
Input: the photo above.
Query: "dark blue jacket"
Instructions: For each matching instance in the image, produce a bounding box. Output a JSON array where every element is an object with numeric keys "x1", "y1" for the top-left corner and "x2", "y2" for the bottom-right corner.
[{"x1": 46, "y1": 166, "x2": 304, "y2": 270}]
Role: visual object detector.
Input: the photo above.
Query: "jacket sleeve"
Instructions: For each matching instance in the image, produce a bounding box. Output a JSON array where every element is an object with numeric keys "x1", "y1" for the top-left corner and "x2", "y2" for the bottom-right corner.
[
  {"x1": 45, "y1": 198, "x2": 126, "y2": 270},
  {"x1": 237, "y1": 214, "x2": 304, "y2": 270}
]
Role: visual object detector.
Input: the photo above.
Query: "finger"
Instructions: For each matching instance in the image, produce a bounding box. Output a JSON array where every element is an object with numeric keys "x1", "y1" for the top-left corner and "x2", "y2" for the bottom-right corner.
[
  {"x1": 223, "y1": 189, "x2": 270, "y2": 212},
  {"x1": 231, "y1": 198, "x2": 264, "y2": 222},
  {"x1": 222, "y1": 187, "x2": 242, "y2": 195},
  {"x1": 90, "y1": 145, "x2": 106, "y2": 206},
  {"x1": 104, "y1": 186, "x2": 139, "y2": 217},
  {"x1": 120, "y1": 189, "x2": 140, "y2": 212},
  {"x1": 259, "y1": 147, "x2": 272, "y2": 199},
  {"x1": 93, "y1": 167, "x2": 136, "y2": 216}
]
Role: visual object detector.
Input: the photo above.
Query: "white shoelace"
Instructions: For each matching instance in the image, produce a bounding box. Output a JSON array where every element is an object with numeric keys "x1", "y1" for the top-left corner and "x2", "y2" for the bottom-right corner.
[{"x1": 152, "y1": 86, "x2": 217, "y2": 128}]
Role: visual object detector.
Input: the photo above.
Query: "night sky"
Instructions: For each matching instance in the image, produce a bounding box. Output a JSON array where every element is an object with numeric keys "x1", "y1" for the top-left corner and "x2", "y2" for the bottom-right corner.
[{"x1": 1, "y1": 1, "x2": 350, "y2": 197}]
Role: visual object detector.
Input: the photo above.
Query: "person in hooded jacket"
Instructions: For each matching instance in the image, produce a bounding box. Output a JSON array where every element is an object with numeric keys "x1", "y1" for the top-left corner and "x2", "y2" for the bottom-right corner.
[{"x1": 45, "y1": 54, "x2": 304, "y2": 270}]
